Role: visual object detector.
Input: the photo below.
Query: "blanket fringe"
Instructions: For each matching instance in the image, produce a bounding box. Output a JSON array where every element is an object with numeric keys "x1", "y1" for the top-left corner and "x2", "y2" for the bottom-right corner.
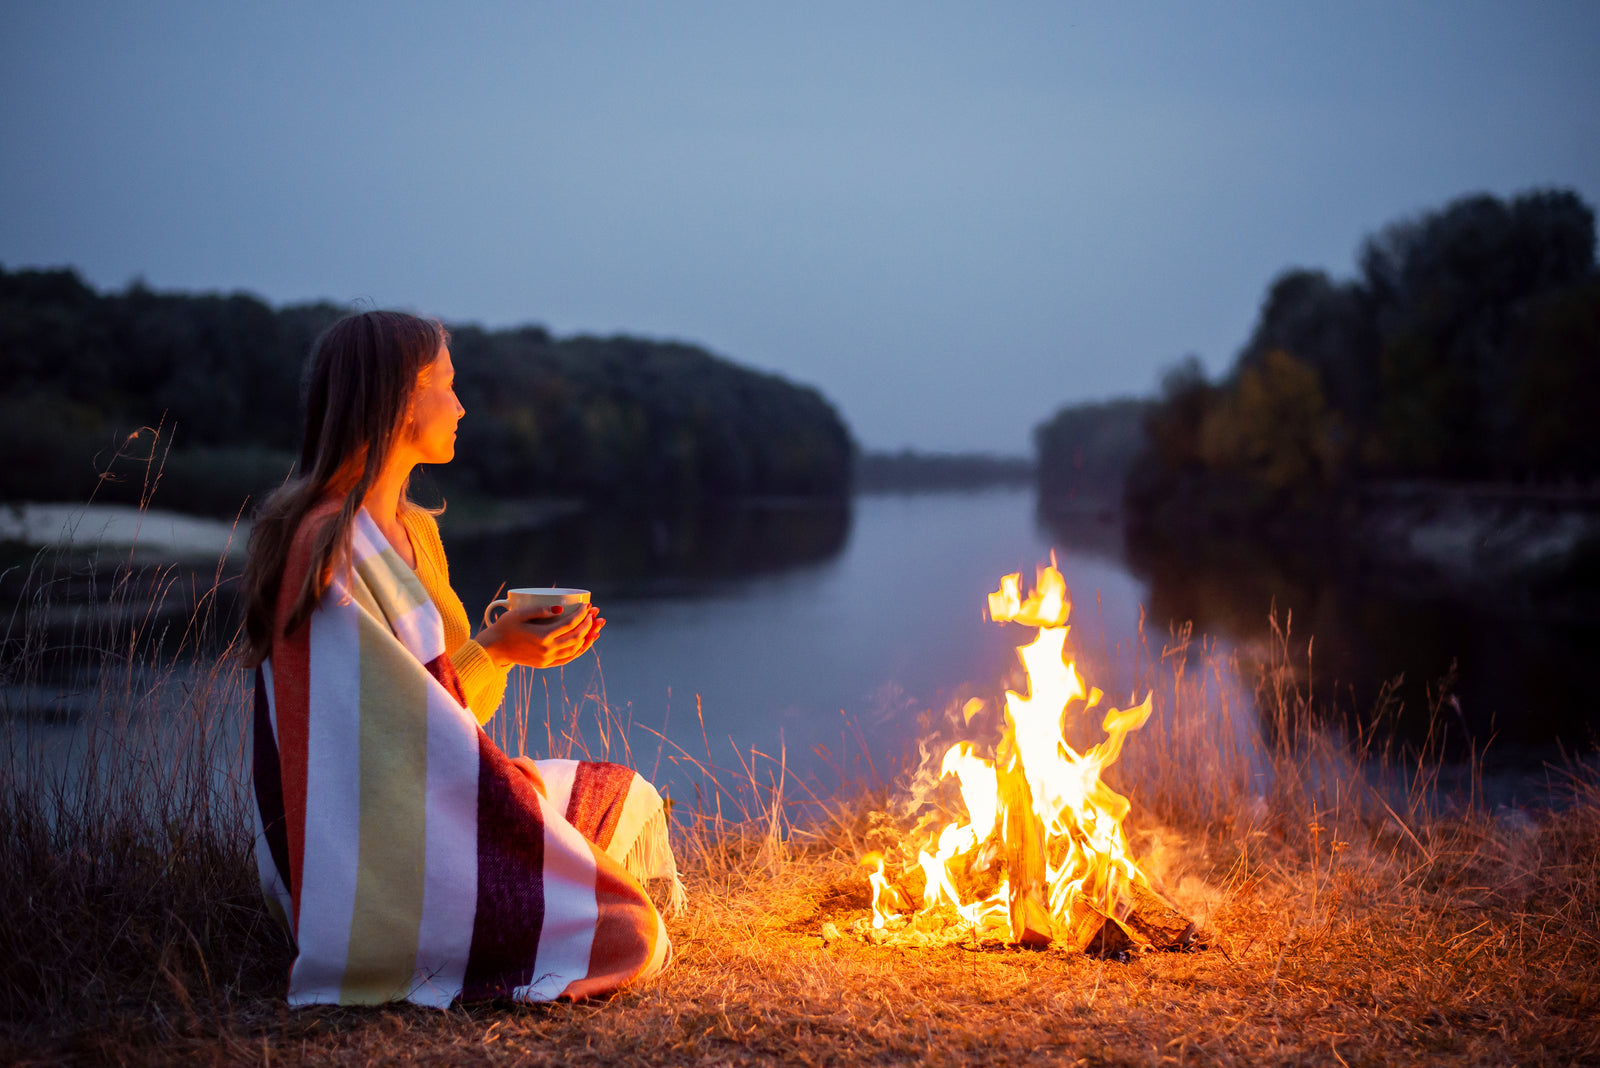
[{"x1": 621, "y1": 808, "x2": 688, "y2": 917}]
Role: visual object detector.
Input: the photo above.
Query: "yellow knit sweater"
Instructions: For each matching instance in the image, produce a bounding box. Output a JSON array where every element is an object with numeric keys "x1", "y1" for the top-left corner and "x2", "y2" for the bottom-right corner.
[{"x1": 399, "y1": 505, "x2": 509, "y2": 724}]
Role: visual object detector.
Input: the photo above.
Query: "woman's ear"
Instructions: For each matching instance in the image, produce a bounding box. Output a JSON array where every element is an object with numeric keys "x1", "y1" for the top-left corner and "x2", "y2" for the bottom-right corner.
[{"x1": 400, "y1": 391, "x2": 419, "y2": 435}]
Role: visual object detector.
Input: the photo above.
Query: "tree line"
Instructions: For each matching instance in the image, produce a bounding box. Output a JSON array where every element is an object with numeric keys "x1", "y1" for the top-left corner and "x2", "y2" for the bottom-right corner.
[
  {"x1": 854, "y1": 449, "x2": 1033, "y2": 494},
  {"x1": 1033, "y1": 398, "x2": 1149, "y2": 509},
  {"x1": 1034, "y1": 188, "x2": 1599, "y2": 534},
  {"x1": 0, "y1": 268, "x2": 854, "y2": 516}
]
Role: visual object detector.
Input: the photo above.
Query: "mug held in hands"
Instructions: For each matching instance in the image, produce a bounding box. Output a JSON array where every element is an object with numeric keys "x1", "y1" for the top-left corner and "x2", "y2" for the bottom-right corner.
[{"x1": 483, "y1": 587, "x2": 592, "y2": 630}]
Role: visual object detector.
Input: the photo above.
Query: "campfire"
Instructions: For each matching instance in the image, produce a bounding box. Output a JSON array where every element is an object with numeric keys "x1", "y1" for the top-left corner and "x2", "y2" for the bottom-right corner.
[{"x1": 852, "y1": 563, "x2": 1197, "y2": 957}]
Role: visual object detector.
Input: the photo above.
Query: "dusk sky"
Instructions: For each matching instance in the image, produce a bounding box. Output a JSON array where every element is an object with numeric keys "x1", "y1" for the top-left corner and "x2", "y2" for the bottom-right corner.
[{"x1": 3, "y1": 3, "x2": 1597, "y2": 454}]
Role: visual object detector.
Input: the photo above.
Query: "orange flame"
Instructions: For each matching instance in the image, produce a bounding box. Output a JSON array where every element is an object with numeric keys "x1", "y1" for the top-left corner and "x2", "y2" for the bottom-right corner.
[{"x1": 869, "y1": 563, "x2": 1154, "y2": 941}]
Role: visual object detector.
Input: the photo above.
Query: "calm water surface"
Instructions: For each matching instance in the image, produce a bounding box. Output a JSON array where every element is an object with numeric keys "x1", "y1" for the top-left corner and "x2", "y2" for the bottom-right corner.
[
  {"x1": 445, "y1": 488, "x2": 1599, "y2": 796},
  {"x1": 445, "y1": 491, "x2": 1145, "y2": 792},
  {"x1": 15, "y1": 490, "x2": 1595, "y2": 803}
]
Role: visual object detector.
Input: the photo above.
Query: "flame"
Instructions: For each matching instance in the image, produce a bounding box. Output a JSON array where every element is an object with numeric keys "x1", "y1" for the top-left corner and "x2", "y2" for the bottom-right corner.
[
  {"x1": 862, "y1": 853, "x2": 899, "y2": 929},
  {"x1": 987, "y1": 564, "x2": 1071, "y2": 628},
  {"x1": 868, "y1": 563, "x2": 1154, "y2": 942}
]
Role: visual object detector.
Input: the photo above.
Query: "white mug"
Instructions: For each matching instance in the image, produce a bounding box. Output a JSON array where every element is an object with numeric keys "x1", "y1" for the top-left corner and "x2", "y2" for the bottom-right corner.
[{"x1": 483, "y1": 587, "x2": 591, "y2": 629}]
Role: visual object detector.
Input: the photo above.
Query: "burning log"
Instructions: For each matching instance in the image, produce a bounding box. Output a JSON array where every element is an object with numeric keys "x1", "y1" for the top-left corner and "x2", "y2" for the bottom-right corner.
[
  {"x1": 1085, "y1": 916, "x2": 1147, "y2": 958},
  {"x1": 1056, "y1": 897, "x2": 1149, "y2": 956},
  {"x1": 846, "y1": 892, "x2": 1178, "y2": 959},
  {"x1": 998, "y1": 758, "x2": 1052, "y2": 947},
  {"x1": 1120, "y1": 881, "x2": 1198, "y2": 950},
  {"x1": 870, "y1": 870, "x2": 918, "y2": 917}
]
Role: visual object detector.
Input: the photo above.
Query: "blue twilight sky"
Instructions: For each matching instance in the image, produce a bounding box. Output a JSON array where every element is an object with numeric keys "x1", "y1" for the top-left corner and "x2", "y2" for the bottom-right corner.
[{"x1": 2, "y1": 3, "x2": 1597, "y2": 454}]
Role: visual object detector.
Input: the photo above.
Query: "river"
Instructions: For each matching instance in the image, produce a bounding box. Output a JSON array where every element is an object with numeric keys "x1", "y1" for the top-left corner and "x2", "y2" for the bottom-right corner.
[
  {"x1": 445, "y1": 487, "x2": 1599, "y2": 797},
  {"x1": 444, "y1": 490, "x2": 1143, "y2": 795},
  {"x1": 9, "y1": 487, "x2": 1595, "y2": 803}
]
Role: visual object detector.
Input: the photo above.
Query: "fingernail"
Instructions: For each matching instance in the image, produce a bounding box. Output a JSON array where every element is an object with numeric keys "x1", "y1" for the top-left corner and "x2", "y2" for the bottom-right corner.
[{"x1": 552, "y1": 606, "x2": 562, "y2": 614}]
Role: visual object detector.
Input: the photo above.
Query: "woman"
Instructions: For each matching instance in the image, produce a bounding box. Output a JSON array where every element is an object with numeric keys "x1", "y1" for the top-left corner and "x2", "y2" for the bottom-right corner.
[{"x1": 243, "y1": 311, "x2": 679, "y2": 1007}]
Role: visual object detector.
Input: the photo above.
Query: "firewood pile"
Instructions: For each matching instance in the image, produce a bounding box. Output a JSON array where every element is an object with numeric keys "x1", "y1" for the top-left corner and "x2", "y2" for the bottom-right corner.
[{"x1": 832, "y1": 877, "x2": 1200, "y2": 960}]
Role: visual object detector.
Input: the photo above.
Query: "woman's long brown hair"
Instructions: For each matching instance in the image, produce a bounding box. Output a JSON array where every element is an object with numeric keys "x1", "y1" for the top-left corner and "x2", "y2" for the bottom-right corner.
[{"x1": 241, "y1": 310, "x2": 446, "y2": 667}]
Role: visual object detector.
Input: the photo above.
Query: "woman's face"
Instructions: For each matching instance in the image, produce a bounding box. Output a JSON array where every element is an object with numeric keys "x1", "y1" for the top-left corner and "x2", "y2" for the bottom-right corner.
[{"x1": 403, "y1": 344, "x2": 465, "y2": 465}]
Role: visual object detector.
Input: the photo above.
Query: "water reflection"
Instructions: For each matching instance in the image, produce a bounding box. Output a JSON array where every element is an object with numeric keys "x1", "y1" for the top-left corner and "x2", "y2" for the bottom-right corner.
[
  {"x1": 20, "y1": 490, "x2": 1592, "y2": 800},
  {"x1": 428, "y1": 486, "x2": 1574, "y2": 798},
  {"x1": 443, "y1": 499, "x2": 853, "y2": 605},
  {"x1": 1088, "y1": 518, "x2": 1600, "y2": 755},
  {"x1": 440, "y1": 491, "x2": 1106, "y2": 796}
]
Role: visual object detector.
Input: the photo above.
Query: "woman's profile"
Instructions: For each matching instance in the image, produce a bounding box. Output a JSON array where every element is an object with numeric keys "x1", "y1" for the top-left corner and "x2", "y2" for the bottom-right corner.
[{"x1": 242, "y1": 310, "x2": 680, "y2": 1006}]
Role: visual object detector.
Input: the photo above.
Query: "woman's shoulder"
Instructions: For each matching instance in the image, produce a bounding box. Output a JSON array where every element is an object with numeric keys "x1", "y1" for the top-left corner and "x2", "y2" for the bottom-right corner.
[
  {"x1": 281, "y1": 498, "x2": 345, "y2": 572},
  {"x1": 292, "y1": 498, "x2": 345, "y2": 543},
  {"x1": 261, "y1": 496, "x2": 348, "y2": 625}
]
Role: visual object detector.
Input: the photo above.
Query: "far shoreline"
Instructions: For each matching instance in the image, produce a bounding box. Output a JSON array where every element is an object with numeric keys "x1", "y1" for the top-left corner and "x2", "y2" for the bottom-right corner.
[{"x1": 0, "y1": 496, "x2": 593, "y2": 568}]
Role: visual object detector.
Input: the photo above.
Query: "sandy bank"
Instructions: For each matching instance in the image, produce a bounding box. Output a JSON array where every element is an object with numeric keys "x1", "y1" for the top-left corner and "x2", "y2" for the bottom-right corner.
[{"x1": 0, "y1": 502, "x2": 248, "y2": 564}]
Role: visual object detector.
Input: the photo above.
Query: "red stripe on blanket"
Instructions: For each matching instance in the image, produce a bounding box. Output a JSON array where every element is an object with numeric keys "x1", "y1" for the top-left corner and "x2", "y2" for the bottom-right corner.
[
  {"x1": 561, "y1": 847, "x2": 661, "y2": 1001},
  {"x1": 272, "y1": 603, "x2": 313, "y2": 928},
  {"x1": 425, "y1": 652, "x2": 468, "y2": 708},
  {"x1": 461, "y1": 731, "x2": 548, "y2": 1000},
  {"x1": 270, "y1": 500, "x2": 340, "y2": 929},
  {"x1": 564, "y1": 761, "x2": 638, "y2": 851}
]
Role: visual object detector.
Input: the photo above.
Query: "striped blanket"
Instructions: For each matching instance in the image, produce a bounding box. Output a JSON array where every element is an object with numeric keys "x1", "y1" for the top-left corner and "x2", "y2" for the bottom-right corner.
[{"x1": 251, "y1": 504, "x2": 681, "y2": 1005}]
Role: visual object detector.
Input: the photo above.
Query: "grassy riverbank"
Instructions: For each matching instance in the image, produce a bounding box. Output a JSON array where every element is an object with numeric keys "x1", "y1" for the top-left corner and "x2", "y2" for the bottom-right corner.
[
  {"x1": 2, "y1": 554, "x2": 1597, "y2": 1066},
  {"x1": 9, "y1": 799, "x2": 1596, "y2": 1067}
]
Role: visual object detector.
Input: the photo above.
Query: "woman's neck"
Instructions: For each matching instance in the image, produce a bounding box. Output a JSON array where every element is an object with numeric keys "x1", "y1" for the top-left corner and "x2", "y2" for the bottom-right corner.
[
  {"x1": 358, "y1": 438, "x2": 419, "y2": 521},
  {"x1": 360, "y1": 454, "x2": 416, "y2": 565},
  {"x1": 364, "y1": 470, "x2": 409, "y2": 527}
]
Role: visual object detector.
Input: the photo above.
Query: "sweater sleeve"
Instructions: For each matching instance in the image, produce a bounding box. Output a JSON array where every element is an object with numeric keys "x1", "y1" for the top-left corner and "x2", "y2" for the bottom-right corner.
[
  {"x1": 451, "y1": 636, "x2": 509, "y2": 726},
  {"x1": 402, "y1": 505, "x2": 511, "y2": 725}
]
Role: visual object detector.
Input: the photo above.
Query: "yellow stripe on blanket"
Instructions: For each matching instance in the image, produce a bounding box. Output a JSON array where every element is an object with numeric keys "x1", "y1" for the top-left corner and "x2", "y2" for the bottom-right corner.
[{"x1": 342, "y1": 612, "x2": 430, "y2": 1003}]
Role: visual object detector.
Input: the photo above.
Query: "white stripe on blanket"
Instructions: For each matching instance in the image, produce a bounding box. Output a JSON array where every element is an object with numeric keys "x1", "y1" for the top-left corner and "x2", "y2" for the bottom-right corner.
[
  {"x1": 518, "y1": 790, "x2": 599, "y2": 1001},
  {"x1": 412, "y1": 679, "x2": 481, "y2": 1007},
  {"x1": 535, "y1": 758, "x2": 580, "y2": 812},
  {"x1": 290, "y1": 595, "x2": 364, "y2": 1004},
  {"x1": 523, "y1": 757, "x2": 683, "y2": 911}
]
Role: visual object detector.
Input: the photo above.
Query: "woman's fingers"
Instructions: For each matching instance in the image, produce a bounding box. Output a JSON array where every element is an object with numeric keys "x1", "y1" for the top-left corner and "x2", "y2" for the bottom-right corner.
[
  {"x1": 537, "y1": 608, "x2": 598, "y2": 649},
  {"x1": 480, "y1": 604, "x2": 603, "y2": 668},
  {"x1": 514, "y1": 604, "x2": 588, "y2": 637},
  {"x1": 551, "y1": 612, "x2": 604, "y2": 665}
]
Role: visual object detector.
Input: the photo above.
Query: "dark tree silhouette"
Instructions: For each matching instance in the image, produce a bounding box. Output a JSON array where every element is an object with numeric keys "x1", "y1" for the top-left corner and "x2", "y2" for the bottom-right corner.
[{"x1": 0, "y1": 269, "x2": 853, "y2": 515}]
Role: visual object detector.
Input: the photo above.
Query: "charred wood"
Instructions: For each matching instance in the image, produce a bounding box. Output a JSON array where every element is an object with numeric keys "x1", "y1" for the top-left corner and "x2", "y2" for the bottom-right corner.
[{"x1": 1120, "y1": 881, "x2": 1197, "y2": 950}]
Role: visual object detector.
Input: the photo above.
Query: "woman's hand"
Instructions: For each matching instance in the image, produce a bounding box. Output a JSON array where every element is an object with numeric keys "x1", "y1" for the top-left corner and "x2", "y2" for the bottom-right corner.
[{"x1": 476, "y1": 603, "x2": 605, "y2": 670}]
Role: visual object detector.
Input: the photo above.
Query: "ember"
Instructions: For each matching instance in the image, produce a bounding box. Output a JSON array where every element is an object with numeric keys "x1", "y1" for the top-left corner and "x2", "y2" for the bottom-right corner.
[{"x1": 857, "y1": 563, "x2": 1197, "y2": 955}]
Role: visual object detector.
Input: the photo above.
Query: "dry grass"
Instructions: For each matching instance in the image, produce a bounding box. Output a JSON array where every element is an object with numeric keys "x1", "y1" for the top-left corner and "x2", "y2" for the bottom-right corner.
[
  {"x1": 3, "y1": 509, "x2": 1598, "y2": 1066},
  {"x1": 6, "y1": 788, "x2": 1595, "y2": 1067}
]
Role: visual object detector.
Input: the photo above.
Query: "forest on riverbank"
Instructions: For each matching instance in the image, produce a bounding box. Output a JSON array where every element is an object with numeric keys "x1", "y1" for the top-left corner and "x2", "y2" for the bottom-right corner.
[
  {"x1": 1034, "y1": 188, "x2": 1600, "y2": 575},
  {"x1": 0, "y1": 268, "x2": 854, "y2": 517}
]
